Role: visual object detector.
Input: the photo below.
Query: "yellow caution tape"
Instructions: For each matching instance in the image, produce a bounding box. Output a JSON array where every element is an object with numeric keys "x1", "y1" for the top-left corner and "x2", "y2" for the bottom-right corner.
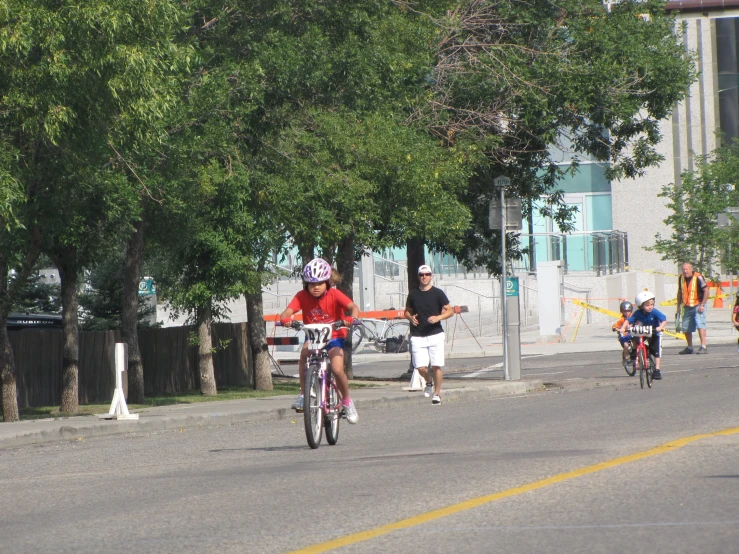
[
  {"x1": 570, "y1": 299, "x2": 686, "y2": 340},
  {"x1": 660, "y1": 293, "x2": 728, "y2": 307},
  {"x1": 630, "y1": 268, "x2": 679, "y2": 277}
]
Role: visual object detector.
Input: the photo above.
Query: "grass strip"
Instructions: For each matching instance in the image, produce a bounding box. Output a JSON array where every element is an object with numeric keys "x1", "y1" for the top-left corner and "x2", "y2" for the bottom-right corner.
[{"x1": 13, "y1": 380, "x2": 376, "y2": 421}]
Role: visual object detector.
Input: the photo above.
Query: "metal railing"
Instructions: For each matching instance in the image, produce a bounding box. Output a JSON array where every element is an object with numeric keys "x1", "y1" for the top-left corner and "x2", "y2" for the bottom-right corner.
[{"x1": 514, "y1": 230, "x2": 628, "y2": 275}]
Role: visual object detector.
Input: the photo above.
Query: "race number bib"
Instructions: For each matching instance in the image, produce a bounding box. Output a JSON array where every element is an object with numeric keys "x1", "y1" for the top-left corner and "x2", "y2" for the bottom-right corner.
[{"x1": 303, "y1": 324, "x2": 332, "y2": 350}]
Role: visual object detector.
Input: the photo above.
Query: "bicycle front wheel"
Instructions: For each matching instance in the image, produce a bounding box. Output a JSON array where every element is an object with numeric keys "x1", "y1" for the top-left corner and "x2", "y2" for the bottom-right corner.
[
  {"x1": 304, "y1": 365, "x2": 323, "y2": 449},
  {"x1": 350, "y1": 325, "x2": 364, "y2": 353},
  {"x1": 324, "y1": 375, "x2": 340, "y2": 445},
  {"x1": 646, "y1": 354, "x2": 655, "y2": 388},
  {"x1": 624, "y1": 353, "x2": 636, "y2": 377},
  {"x1": 638, "y1": 349, "x2": 646, "y2": 389}
]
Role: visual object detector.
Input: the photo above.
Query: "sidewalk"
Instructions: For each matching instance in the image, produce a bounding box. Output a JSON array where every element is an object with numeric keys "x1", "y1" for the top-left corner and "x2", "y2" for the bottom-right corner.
[
  {"x1": 323, "y1": 306, "x2": 738, "y2": 363},
  {"x1": 4, "y1": 309, "x2": 731, "y2": 449}
]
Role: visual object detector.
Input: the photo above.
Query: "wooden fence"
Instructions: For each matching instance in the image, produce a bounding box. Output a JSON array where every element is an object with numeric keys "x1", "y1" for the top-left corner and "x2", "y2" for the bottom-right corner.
[{"x1": 9, "y1": 323, "x2": 253, "y2": 408}]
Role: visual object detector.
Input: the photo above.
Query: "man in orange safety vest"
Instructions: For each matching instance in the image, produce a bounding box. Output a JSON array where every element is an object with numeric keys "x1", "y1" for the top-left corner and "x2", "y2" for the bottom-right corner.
[{"x1": 676, "y1": 262, "x2": 708, "y2": 354}]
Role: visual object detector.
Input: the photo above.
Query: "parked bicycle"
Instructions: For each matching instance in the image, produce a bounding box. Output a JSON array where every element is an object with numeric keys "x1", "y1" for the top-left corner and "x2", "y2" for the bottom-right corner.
[
  {"x1": 278, "y1": 319, "x2": 357, "y2": 449},
  {"x1": 351, "y1": 318, "x2": 410, "y2": 353},
  {"x1": 630, "y1": 325, "x2": 657, "y2": 389}
]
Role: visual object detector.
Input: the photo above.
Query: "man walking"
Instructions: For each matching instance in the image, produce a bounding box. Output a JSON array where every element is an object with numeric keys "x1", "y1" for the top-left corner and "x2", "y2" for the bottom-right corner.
[
  {"x1": 677, "y1": 262, "x2": 709, "y2": 354},
  {"x1": 404, "y1": 264, "x2": 454, "y2": 404}
]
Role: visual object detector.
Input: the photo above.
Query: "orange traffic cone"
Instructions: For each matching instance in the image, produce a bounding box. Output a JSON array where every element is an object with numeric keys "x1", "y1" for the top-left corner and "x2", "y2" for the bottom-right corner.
[{"x1": 714, "y1": 286, "x2": 724, "y2": 308}]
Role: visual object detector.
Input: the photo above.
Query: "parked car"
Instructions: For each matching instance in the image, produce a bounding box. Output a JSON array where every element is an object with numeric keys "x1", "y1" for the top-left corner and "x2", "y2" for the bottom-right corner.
[{"x1": 6, "y1": 312, "x2": 62, "y2": 331}]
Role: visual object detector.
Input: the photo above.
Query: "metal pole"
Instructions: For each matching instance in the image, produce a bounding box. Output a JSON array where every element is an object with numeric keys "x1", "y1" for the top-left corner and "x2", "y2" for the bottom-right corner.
[{"x1": 501, "y1": 185, "x2": 509, "y2": 381}]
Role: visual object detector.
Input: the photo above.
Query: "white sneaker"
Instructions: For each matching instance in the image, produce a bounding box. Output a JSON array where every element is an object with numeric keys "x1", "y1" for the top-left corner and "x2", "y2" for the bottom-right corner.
[
  {"x1": 431, "y1": 394, "x2": 441, "y2": 405},
  {"x1": 423, "y1": 383, "x2": 434, "y2": 397},
  {"x1": 343, "y1": 400, "x2": 359, "y2": 424},
  {"x1": 291, "y1": 395, "x2": 304, "y2": 412}
]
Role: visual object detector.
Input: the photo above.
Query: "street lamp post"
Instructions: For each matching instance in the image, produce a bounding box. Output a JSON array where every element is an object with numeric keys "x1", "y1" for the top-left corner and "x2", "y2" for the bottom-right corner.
[{"x1": 500, "y1": 183, "x2": 509, "y2": 381}]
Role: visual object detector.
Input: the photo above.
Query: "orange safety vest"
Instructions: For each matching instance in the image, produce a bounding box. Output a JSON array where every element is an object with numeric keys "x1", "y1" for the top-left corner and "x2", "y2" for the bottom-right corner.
[{"x1": 679, "y1": 272, "x2": 704, "y2": 308}]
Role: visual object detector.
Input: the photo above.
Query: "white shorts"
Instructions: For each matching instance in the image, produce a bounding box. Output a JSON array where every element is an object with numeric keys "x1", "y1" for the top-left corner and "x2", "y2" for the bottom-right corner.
[{"x1": 410, "y1": 333, "x2": 445, "y2": 369}]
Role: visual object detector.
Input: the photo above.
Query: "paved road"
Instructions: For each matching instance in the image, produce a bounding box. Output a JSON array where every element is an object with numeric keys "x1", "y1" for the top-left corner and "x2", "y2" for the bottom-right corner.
[{"x1": 1, "y1": 347, "x2": 737, "y2": 553}]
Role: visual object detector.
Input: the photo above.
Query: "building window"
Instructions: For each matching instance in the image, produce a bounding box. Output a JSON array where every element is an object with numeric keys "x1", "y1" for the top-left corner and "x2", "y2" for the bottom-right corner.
[{"x1": 717, "y1": 17, "x2": 739, "y2": 141}]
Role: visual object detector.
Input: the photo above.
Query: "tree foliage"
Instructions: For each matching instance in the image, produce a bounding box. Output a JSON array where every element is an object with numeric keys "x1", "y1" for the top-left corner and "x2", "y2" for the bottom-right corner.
[
  {"x1": 415, "y1": 0, "x2": 696, "y2": 273},
  {"x1": 650, "y1": 140, "x2": 739, "y2": 276}
]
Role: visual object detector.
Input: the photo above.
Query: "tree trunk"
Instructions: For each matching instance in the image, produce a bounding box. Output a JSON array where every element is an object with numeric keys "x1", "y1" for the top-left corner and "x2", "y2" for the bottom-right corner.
[
  {"x1": 0, "y1": 255, "x2": 19, "y2": 421},
  {"x1": 121, "y1": 219, "x2": 145, "y2": 403},
  {"x1": 0, "y1": 236, "x2": 41, "y2": 421},
  {"x1": 0, "y1": 320, "x2": 18, "y2": 422},
  {"x1": 298, "y1": 244, "x2": 315, "y2": 269},
  {"x1": 336, "y1": 236, "x2": 355, "y2": 379},
  {"x1": 406, "y1": 237, "x2": 426, "y2": 292},
  {"x1": 196, "y1": 305, "x2": 217, "y2": 396},
  {"x1": 246, "y1": 293, "x2": 273, "y2": 391},
  {"x1": 56, "y1": 249, "x2": 80, "y2": 414}
]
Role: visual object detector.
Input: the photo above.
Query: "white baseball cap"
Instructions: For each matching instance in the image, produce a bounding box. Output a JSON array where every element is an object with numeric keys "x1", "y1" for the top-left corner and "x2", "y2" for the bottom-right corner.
[{"x1": 418, "y1": 265, "x2": 432, "y2": 274}]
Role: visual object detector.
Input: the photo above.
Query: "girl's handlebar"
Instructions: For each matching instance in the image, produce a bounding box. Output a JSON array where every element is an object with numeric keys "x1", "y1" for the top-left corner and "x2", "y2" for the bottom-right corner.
[{"x1": 276, "y1": 319, "x2": 360, "y2": 330}]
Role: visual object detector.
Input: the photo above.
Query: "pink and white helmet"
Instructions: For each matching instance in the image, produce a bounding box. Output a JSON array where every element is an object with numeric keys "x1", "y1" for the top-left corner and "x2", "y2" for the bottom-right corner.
[{"x1": 302, "y1": 258, "x2": 332, "y2": 283}]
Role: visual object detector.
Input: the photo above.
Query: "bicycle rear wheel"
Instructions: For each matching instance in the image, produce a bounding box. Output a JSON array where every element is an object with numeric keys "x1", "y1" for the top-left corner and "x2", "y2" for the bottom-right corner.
[
  {"x1": 304, "y1": 364, "x2": 323, "y2": 449},
  {"x1": 324, "y1": 375, "x2": 340, "y2": 445},
  {"x1": 638, "y1": 349, "x2": 646, "y2": 389}
]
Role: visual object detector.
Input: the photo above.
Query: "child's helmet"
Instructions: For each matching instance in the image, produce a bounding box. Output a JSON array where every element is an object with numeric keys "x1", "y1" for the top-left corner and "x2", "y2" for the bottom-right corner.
[
  {"x1": 635, "y1": 291, "x2": 655, "y2": 308},
  {"x1": 302, "y1": 258, "x2": 332, "y2": 283},
  {"x1": 619, "y1": 301, "x2": 634, "y2": 313}
]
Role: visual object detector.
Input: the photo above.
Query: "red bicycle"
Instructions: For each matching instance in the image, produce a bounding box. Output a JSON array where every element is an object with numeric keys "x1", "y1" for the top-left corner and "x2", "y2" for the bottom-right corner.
[{"x1": 630, "y1": 325, "x2": 656, "y2": 389}]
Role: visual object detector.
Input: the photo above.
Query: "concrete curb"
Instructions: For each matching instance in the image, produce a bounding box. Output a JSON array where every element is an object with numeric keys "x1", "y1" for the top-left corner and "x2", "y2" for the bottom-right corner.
[{"x1": 0, "y1": 380, "x2": 542, "y2": 450}]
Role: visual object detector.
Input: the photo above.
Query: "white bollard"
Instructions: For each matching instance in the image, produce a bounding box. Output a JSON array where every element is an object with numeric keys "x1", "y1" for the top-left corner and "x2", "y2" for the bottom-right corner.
[{"x1": 99, "y1": 343, "x2": 139, "y2": 420}]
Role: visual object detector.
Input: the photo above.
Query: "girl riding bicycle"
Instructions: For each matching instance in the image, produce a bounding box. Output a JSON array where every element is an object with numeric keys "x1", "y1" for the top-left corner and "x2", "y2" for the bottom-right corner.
[
  {"x1": 279, "y1": 258, "x2": 360, "y2": 423},
  {"x1": 619, "y1": 291, "x2": 667, "y2": 380}
]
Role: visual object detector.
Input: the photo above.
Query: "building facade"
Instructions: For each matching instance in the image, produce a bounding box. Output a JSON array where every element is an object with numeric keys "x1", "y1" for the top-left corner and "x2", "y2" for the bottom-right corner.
[{"x1": 613, "y1": 1, "x2": 739, "y2": 273}]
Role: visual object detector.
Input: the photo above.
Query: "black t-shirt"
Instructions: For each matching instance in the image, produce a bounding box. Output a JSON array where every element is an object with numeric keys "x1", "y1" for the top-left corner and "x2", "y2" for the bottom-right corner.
[{"x1": 405, "y1": 286, "x2": 450, "y2": 337}]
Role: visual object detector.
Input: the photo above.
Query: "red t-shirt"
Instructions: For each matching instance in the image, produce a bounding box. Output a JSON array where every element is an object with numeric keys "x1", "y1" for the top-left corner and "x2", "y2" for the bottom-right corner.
[{"x1": 287, "y1": 288, "x2": 353, "y2": 339}]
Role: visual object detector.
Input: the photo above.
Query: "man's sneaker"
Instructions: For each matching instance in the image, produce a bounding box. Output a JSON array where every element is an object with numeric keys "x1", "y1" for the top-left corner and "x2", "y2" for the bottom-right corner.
[
  {"x1": 424, "y1": 383, "x2": 434, "y2": 397},
  {"x1": 696, "y1": 346, "x2": 708, "y2": 354},
  {"x1": 291, "y1": 395, "x2": 304, "y2": 412},
  {"x1": 343, "y1": 400, "x2": 359, "y2": 424},
  {"x1": 679, "y1": 347, "x2": 694, "y2": 355},
  {"x1": 652, "y1": 370, "x2": 663, "y2": 380},
  {"x1": 431, "y1": 394, "x2": 441, "y2": 405},
  {"x1": 622, "y1": 359, "x2": 630, "y2": 371}
]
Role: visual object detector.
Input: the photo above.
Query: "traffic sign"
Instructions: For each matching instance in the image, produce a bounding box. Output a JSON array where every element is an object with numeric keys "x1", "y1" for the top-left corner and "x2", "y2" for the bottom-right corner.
[
  {"x1": 506, "y1": 277, "x2": 519, "y2": 297},
  {"x1": 138, "y1": 277, "x2": 156, "y2": 296},
  {"x1": 489, "y1": 197, "x2": 522, "y2": 230}
]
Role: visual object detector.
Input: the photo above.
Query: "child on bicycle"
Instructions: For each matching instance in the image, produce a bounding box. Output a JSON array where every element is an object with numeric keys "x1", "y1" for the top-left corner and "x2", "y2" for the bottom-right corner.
[
  {"x1": 612, "y1": 300, "x2": 634, "y2": 369},
  {"x1": 619, "y1": 290, "x2": 668, "y2": 380},
  {"x1": 279, "y1": 258, "x2": 361, "y2": 423}
]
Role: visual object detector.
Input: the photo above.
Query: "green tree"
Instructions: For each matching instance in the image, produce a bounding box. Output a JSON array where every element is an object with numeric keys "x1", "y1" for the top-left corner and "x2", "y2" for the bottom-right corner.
[
  {"x1": 78, "y1": 251, "x2": 156, "y2": 331},
  {"x1": 416, "y1": 0, "x2": 697, "y2": 274},
  {"x1": 0, "y1": 0, "x2": 191, "y2": 414},
  {"x1": 650, "y1": 140, "x2": 739, "y2": 276}
]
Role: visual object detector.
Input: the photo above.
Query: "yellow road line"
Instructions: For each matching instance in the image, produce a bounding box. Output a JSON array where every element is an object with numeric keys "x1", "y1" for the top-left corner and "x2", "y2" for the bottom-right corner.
[{"x1": 289, "y1": 426, "x2": 739, "y2": 554}]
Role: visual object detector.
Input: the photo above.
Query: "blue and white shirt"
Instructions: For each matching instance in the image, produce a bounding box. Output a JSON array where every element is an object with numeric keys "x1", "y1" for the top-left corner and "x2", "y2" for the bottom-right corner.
[{"x1": 627, "y1": 308, "x2": 667, "y2": 329}]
